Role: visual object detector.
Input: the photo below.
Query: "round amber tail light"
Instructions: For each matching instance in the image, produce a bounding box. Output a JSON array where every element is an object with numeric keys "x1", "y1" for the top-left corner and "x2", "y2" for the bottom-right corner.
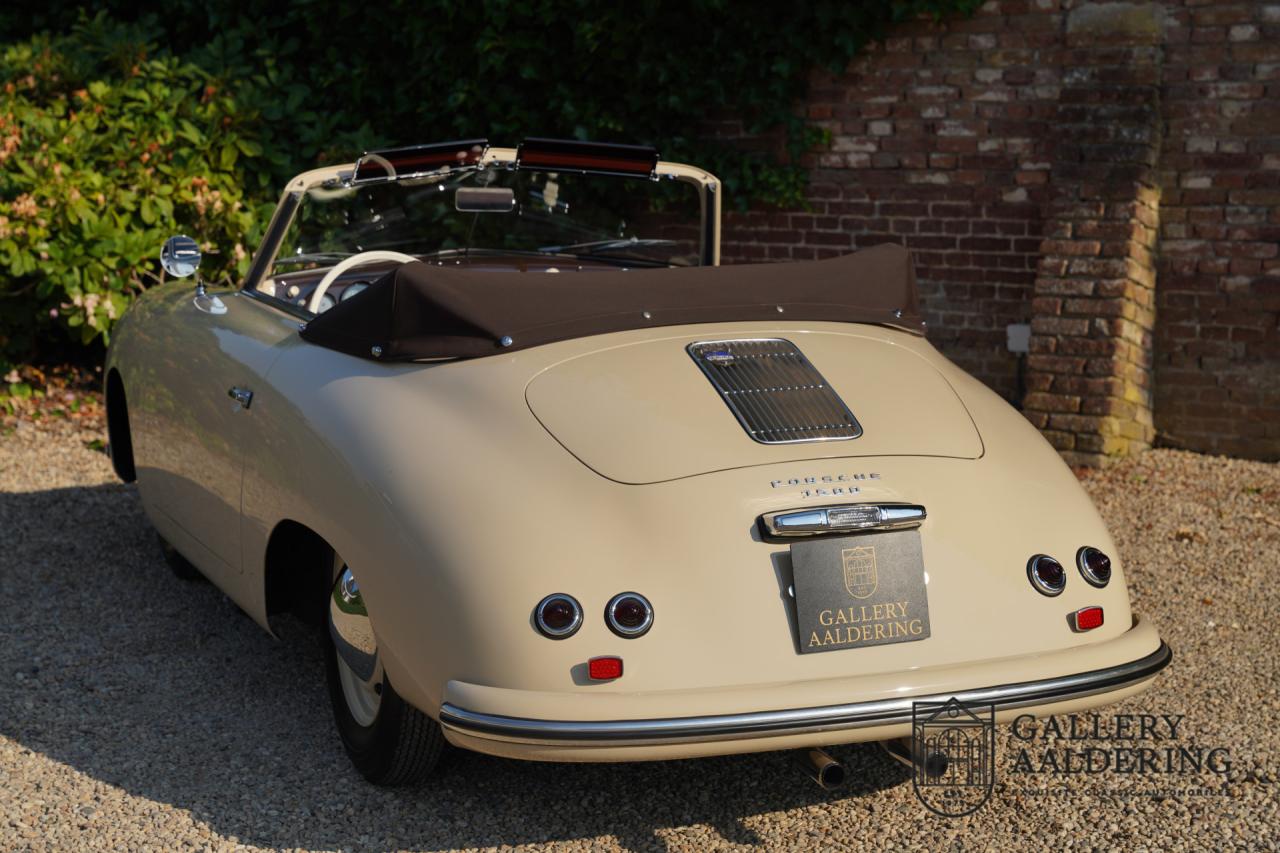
[
  {"x1": 1077, "y1": 546, "x2": 1112, "y2": 587},
  {"x1": 1027, "y1": 554, "x2": 1066, "y2": 596},
  {"x1": 535, "y1": 594, "x2": 583, "y2": 639},
  {"x1": 605, "y1": 592, "x2": 654, "y2": 638}
]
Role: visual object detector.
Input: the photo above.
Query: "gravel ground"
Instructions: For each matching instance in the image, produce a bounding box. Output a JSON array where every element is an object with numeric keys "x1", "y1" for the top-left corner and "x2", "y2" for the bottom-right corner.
[{"x1": 1, "y1": 420, "x2": 1277, "y2": 852}]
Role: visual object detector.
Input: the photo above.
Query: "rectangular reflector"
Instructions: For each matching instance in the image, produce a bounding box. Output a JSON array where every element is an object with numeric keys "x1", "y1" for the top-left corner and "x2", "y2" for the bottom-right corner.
[
  {"x1": 1072, "y1": 606, "x2": 1104, "y2": 631},
  {"x1": 352, "y1": 139, "x2": 488, "y2": 181},
  {"x1": 588, "y1": 656, "x2": 623, "y2": 680},
  {"x1": 517, "y1": 138, "x2": 658, "y2": 177}
]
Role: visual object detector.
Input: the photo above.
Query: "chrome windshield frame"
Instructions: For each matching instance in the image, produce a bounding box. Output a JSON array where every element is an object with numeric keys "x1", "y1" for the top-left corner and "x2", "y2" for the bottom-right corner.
[{"x1": 240, "y1": 147, "x2": 721, "y2": 294}]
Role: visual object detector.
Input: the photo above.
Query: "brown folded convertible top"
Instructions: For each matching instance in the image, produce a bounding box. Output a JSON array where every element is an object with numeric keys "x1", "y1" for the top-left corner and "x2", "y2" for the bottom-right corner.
[{"x1": 299, "y1": 242, "x2": 924, "y2": 361}]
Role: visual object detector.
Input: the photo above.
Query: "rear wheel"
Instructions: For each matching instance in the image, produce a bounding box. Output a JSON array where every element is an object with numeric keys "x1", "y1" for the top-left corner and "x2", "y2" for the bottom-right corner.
[{"x1": 324, "y1": 550, "x2": 444, "y2": 785}]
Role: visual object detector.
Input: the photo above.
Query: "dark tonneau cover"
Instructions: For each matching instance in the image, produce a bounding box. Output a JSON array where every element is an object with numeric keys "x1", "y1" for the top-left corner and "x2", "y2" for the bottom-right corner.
[{"x1": 299, "y1": 243, "x2": 923, "y2": 361}]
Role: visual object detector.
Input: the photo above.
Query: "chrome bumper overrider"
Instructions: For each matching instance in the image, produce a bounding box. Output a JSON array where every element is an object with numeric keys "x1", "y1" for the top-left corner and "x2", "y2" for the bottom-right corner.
[{"x1": 438, "y1": 642, "x2": 1171, "y2": 745}]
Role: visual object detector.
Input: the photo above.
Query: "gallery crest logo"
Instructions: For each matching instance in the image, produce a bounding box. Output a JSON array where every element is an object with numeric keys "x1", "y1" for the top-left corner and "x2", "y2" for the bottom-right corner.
[
  {"x1": 911, "y1": 698, "x2": 995, "y2": 817},
  {"x1": 841, "y1": 546, "x2": 878, "y2": 599}
]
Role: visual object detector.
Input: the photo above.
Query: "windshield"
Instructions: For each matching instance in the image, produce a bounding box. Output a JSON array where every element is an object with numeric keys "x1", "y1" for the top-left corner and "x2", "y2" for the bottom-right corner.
[{"x1": 277, "y1": 167, "x2": 704, "y2": 268}]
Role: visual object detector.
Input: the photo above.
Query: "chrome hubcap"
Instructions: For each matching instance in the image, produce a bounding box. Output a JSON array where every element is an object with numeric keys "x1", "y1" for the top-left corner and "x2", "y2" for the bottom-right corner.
[
  {"x1": 336, "y1": 648, "x2": 383, "y2": 727},
  {"x1": 330, "y1": 561, "x2": 382, "y2": 727}
]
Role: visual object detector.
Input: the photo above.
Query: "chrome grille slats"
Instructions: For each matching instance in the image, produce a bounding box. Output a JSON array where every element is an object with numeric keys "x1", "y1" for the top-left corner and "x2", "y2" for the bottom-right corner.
[
  {"x1": 733, "y1": 341, "x2": 791, "y2": 435},
  {"x1": 740, "y1": 341, "x2": 821, "y2": 435},
  {"x1": 723, "y1": 341, "x2": 790, "y2": 435},
  {"x1": 762, "y1": 345, "x2": 831, "y2": 437},
  {"x1": 687, "y1": 338, "x2": 862, "y2": 444}
]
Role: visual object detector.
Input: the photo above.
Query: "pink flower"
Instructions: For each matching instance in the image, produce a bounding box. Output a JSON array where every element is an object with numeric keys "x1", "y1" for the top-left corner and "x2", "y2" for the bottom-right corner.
[{"x1": 11, "y1": 193, "x2": 37, "y2": 219}]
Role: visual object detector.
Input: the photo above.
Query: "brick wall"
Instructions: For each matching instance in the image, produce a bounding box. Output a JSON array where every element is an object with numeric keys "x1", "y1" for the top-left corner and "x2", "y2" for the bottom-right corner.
[
  {"x1": 1155, "y1": 1, "x2": 1280, "y2": 458},
  {"x1": 1022, "y1": 4, "x2": 1163, "y2": 465},
  {"x1": 718, "y1": 0, "x2": 1280, "y2": 462},
  {"x1": 720, "y1": 0, "x2": 1065, "y2": 404}
]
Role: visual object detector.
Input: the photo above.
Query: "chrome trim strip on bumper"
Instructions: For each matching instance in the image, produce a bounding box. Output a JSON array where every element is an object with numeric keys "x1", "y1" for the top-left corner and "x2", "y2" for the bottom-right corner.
[{"x1": 439, "y1": 642, "x2": 1171, "y2": 746}]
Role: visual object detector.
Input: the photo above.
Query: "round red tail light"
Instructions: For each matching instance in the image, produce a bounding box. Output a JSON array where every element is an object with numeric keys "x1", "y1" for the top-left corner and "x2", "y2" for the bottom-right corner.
[
  {"x1": 605, "y1": 592, "x2": 653, "y2": 638},
  {"x1": 535, "y1": 594, "x2": 582, "y2": 639},
  {"x1": 1027, "y1": 554, "x2": 1066, "y2": 596},
  {"x1": 1076, "y1": 547, "x2": 1112, "y2": 587}
]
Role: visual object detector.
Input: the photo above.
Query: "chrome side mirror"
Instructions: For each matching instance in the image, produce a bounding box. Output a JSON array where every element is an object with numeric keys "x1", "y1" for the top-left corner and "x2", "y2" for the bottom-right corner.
[
  {"x1": 160, "y1": 235, "x2": 202, "y2": 278},
  {"x1": 164, "y1": 234, "x2": 226, "y2": 315}
]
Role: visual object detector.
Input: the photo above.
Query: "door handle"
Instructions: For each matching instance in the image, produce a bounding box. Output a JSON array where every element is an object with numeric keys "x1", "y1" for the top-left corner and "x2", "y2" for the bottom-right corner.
[{"x1": 228, "y1": 387, "x2": 254, "y2": 409}]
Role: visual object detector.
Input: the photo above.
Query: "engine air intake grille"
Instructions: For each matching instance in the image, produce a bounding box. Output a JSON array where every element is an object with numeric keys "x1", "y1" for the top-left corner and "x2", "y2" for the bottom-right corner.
[{"x1": 687, "y1": 338, "x2": 862, "y2": 444}]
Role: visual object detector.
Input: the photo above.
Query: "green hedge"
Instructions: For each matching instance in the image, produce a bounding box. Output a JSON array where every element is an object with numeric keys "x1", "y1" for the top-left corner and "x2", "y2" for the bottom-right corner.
[{"x1": 0, "y1": 1, "x2": 976, "y2": 364}]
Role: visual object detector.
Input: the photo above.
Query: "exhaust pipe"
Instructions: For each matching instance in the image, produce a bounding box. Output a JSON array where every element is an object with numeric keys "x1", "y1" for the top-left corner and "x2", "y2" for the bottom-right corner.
[
  {"x1": 794, "y1": 747, "x2": 846, "y2": 789},
  {"x1": 879, "y1": 736, "x2": 915, "y2": 769}
]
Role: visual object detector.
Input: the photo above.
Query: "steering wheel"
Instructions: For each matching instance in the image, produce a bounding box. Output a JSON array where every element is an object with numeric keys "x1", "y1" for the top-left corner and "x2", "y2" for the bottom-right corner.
[{"x1": 307, "y1": 250, "x2": 419, "y2": 315}]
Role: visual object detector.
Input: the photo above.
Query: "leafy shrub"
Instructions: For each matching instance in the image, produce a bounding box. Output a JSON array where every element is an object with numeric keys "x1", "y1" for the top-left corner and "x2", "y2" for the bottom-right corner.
[
  {"x1": 0, "y1": 1, "x2": 976, "y2": 363},
  {"x1": 0, "y1": 15, "x2": 284, "y2": 356}
]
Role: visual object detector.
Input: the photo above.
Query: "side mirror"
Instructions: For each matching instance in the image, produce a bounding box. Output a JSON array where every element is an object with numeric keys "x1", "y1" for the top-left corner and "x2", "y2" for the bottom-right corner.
[
  {"x1": 163, "y1": 234, "x2": 226, "y2": 315},
  {"x1": 161, "y1": 235, "x2": 202, "y2": 278},
  {"x1": 455, "y1": 187, "x2": 516, "y2": 213}
]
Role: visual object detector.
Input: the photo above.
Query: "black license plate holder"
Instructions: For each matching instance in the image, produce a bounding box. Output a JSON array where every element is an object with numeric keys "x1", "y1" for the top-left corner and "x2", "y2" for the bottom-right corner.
[{"x1": 790, "y1": 530, "x2": 931, "y2": 654}]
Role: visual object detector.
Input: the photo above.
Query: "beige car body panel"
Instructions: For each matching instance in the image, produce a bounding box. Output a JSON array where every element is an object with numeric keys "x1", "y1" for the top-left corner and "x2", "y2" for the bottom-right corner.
[
  {"x1": 106, "y1": 157, "x2": 1166, "y2": 763},
  {"x1": 526, "y1": 331, "x2": 983, "y2": 483}
]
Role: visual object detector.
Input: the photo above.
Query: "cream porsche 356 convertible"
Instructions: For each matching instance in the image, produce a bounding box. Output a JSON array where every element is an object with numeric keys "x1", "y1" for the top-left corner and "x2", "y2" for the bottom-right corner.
[{"x1": 105, "y1": 138, "x2": 1170, "y2": 787}]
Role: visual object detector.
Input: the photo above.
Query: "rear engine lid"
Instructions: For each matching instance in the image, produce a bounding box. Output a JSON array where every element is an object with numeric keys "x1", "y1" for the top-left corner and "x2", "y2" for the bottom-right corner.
[{"x1": 525, "y1": 331, "x2": 982, "y2": 484}]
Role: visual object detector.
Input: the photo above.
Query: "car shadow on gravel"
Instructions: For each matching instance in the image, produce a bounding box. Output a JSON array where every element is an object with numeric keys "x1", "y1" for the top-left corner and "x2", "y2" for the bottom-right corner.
[{"x1": 0, "y1": 483, "x2": 911, "y2": 852}]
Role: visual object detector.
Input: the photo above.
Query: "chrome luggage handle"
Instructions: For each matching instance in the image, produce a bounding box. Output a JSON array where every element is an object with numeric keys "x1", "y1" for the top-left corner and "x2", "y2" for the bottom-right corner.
[{"x1": 760, "y1": 503, "x2": 926, "y2": 537}]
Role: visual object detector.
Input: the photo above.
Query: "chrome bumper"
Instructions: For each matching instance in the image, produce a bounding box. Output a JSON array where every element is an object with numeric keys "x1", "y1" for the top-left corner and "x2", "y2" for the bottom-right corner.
[{"x1": 439, "y1": 642, "x2": 1171, "y2": 746}]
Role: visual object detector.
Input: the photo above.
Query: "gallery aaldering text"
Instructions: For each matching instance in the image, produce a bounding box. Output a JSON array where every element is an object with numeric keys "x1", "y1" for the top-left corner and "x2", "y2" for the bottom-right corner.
[{"x1": 1009, "y1": 714, "x2": 1231, "y2": 775}]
